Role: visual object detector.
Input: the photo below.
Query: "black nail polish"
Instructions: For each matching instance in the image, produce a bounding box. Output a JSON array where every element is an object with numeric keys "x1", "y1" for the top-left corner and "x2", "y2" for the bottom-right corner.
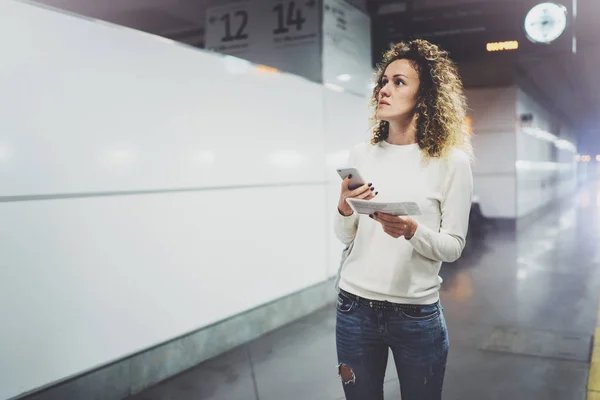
[
  {"x1": 374, "y1": 212, "x2": 378, "y2": 216},
  {"x1": 368, "y1": 183, "x2": 372, "y2": 187},
  {"x1": 369, "y1": 214, "x2": 373, "y2": 218},
  {"x1": 370, "y1": 187, "x2": 375, "y2": 191},
  {"x1": 348, "y1": 174, "x2": 353, "y2": 179},
  {"x1": 375, "y1": 192, "x2": 379, "y2": 195}
]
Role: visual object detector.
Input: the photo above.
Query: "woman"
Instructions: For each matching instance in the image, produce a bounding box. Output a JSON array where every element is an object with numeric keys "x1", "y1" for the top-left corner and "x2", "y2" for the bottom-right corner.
[{"x1": 334, "y1": 39, "x2": 474, "y2": 400}]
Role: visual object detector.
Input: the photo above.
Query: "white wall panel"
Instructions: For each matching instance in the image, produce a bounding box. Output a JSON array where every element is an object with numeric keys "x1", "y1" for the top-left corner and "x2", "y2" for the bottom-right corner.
[
  {"x1": 464, "y1": 85, "x2": 576, "y2": 219},
  {"x1": 470, "y1": 131, "x2": 516, "y2": 175},
  {"x1": 466, "y1": 86, "x2": 517, "y2": 133},
  {"x1": 0, "y1": 187, "x2": 329, "y2": 399},
  {"x1": 0, "y1": 1, "x2": 325, "y2": 198},
  {"x1": 515, "y1": 88, "x2": 577, "y2": 217},
  {"x1": 516, "y1": 89, "x2": 555, "y2": 133},
  {"x1": 0, "y1": 1, "x2": 343, "y2": 399},
  {"x1": 464, "y1": 86, "x2": 517, "y2": 218}
]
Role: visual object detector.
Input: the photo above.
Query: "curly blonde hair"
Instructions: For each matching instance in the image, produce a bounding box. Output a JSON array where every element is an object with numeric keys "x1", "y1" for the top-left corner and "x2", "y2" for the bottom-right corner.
[{"x1": 370, "y1": 39, "x2": 473, "y2": 160}]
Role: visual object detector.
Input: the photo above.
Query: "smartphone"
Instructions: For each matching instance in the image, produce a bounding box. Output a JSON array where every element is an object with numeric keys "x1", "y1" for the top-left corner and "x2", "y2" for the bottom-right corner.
[{"x1": 337, "y1": 167, "x2": 367, "y2": 190}]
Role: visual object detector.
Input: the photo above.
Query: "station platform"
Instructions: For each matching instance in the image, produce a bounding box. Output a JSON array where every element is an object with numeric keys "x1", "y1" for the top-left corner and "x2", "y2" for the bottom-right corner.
[{"x1": 128, "y1": 179, "x2": 600, "y2": 400}]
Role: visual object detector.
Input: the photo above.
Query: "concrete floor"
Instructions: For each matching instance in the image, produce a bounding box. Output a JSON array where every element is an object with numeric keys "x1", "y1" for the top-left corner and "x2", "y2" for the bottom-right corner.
[{"x1": 128, "y1": 179, "x2": 600, "y2": 400}]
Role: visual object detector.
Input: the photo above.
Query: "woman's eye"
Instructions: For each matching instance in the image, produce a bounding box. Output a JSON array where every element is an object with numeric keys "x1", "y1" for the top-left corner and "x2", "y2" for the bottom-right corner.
[{"x1": 394, "y1": 79, "x2": 404, "y2": 86}]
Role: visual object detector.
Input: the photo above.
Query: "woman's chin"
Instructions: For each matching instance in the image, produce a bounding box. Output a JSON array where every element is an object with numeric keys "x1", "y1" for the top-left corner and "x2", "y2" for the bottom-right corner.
[{"x1": 376, "y1": 111, "x2": 390, "y2": 121}]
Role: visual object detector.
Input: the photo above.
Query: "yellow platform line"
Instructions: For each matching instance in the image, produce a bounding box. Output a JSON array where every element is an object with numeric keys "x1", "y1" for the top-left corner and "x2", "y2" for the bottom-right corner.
[
  {"x1": 588, "y1": 318, "x2": 600, "y2": 398},
  {"x1": 589, "y1": 391, "x2": 600, "y2": 400}
]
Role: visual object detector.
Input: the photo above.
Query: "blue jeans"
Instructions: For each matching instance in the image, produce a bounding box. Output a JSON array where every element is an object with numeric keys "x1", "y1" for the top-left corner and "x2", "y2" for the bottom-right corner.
[{"x1": 335, "y1": 290, "x2": 449, "y2": 400}]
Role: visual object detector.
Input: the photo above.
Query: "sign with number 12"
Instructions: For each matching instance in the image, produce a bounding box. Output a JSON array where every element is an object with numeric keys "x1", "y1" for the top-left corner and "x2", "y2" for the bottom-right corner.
[{"x1": 205, "y1": 0, "x2": 254, "y2": 55}]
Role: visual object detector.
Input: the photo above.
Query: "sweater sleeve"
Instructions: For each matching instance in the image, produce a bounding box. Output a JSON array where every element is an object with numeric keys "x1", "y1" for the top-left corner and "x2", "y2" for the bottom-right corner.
[
  {"x1": 407, "y1": 149, "x2": 473, "y2": 263},
  {"x1": 333, "y1": 144, "x2": 361, "y2": 245},
  {"x1": 334, "y1": 210, "x2": 359, "y2": 245}
]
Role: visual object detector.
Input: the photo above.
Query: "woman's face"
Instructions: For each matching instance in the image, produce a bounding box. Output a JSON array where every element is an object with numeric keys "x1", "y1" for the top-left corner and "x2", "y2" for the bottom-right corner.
[{"x1": 376, "y1": 59, "x2": 420, "y2": 122}]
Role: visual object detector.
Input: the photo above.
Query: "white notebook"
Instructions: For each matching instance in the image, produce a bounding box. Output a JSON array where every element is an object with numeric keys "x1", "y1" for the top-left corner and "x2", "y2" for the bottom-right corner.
[{"x1": 345, "y1": 198, "x2": 422, "y2": 216}]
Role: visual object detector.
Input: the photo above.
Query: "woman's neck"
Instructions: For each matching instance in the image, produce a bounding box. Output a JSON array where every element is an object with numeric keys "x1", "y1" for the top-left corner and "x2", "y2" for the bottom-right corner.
[{"x1": 386, "y1": 114, "x2": 418, "y2": 145}]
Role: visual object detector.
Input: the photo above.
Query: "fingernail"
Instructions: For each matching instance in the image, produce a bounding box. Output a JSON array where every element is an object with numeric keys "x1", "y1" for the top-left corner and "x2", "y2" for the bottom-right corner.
[
  {"x1": 374, "y1": 212, "x2": 378, "y2": 216},
  {"x1": 369, "y1": 214, "x2": 373, "y2": 218},
  {"x1": 370, "y1": 187, "x2": 375, "y2": 191},
  {"x1": 368, "y1": 183, "x2": 372, "y2": 187},
  {"x1": 348, "y1": 174, "x2": 353, "y2": 179},
  {"x1": 375, "y1": 192, "x2": 379, "y2": 195}
]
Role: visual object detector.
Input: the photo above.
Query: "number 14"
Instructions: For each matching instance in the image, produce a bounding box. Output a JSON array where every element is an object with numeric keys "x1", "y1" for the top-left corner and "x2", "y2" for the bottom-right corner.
[{"x1": 272, "y1": 1, "x2": 306, "y2": 34}]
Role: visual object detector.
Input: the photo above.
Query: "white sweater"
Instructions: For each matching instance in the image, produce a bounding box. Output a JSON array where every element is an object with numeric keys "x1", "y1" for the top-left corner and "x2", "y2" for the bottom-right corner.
[{"x1": 334, "y1": 140, "x2": 473, "y2": 305}]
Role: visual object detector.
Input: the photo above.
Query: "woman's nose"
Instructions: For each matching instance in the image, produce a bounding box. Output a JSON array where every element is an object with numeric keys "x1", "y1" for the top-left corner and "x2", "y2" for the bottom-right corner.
[{"x1": 380, "y1": 84, "x2": 390, "y2": 97}]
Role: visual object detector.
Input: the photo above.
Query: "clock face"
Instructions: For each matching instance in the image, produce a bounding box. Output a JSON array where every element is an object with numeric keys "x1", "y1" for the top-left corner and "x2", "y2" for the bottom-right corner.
[{"x1": 524, "y1": 2, "x2": 568, "y2": 44}]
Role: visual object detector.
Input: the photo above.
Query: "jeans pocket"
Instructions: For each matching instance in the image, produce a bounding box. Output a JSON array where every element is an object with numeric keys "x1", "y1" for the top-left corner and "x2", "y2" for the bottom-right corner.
[
  {"x1": 401, "y1": 305, "x2": 440, "y2": 321},
  {"x1": 336, "y1": 293, "x2": 356, "y2": 313}
]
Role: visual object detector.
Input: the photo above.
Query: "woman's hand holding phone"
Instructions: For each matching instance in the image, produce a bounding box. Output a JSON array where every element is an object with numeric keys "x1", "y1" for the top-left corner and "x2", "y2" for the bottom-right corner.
[{"x1": 337, "y1": 175, "x2": 378, "y2": 216}]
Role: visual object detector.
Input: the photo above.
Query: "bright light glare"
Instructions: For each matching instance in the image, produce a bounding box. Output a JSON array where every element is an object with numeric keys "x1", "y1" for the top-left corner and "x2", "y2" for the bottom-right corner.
[
  {"x1": 486, "y1": 40, "x2": 519, "y2": 52},
  {"x1": 222, "y1": 55, "x2": 252, "y2": 75},
  {"x1": 325, "y1": 83, "x2": 345, "y2": 92}
]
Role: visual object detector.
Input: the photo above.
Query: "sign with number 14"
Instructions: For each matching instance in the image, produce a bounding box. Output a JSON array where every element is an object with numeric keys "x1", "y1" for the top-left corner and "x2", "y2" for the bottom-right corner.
[{"x1": 268, "y1": 0, "x2": 319, "y2": 47}]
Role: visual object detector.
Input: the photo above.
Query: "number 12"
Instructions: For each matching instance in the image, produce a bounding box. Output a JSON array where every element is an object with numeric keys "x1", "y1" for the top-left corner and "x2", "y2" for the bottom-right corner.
[{"x1": 221, "y1": 10, "x2": 249, "y2": 42}]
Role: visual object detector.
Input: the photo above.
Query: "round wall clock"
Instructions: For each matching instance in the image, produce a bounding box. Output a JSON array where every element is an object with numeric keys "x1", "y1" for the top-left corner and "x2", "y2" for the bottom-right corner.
[{"x1": 524, "y1": 2, "x2": 568, "y2": 44}]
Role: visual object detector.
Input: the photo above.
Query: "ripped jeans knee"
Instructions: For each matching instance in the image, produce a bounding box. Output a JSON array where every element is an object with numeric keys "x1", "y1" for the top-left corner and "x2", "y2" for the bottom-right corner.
[{"x1": 337, "y1": 363, "x2": 356, "y2": 385}]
